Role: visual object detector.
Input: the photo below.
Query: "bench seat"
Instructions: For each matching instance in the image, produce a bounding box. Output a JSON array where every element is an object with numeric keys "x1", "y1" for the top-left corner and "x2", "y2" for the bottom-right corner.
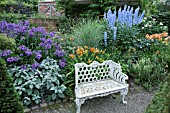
[{"x1": 77, "y1": 80, "x2": 128, "y2": 98}]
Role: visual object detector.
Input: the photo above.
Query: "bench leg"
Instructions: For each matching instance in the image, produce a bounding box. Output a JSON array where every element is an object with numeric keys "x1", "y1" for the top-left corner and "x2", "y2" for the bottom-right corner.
[
  {"x1": 76, "y1": 98, "x2": 81, "y2": 113},
  {"x1": 120, "y1": 88, "x2": 128, "y2": 104},
  {"x1": 76, "y1": 98, "x2": 86, "y2": 113}
]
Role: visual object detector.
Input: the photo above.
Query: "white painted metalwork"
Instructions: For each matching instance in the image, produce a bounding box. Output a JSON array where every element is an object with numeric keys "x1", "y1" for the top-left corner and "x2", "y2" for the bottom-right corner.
[{"x1": 75, "y1": 60, "x2": 129, "y2": 113}]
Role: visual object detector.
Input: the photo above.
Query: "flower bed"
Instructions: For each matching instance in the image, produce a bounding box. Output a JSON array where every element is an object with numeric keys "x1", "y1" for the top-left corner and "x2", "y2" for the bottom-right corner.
[{"x1": 0, "y1": 20, "x2": 67, "y2": 106}]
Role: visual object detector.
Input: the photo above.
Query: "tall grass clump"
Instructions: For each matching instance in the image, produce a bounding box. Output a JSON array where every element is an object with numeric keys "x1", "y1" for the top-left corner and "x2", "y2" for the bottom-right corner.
[{"x1": 68, "y1": 18, "x2": 106, "y2": 48}]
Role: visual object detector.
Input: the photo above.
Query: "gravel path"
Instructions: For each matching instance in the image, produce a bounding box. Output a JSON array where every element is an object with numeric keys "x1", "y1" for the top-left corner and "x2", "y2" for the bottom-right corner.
[{"x1": 31, "y1": 83, "x2": 155, "y2": 113}]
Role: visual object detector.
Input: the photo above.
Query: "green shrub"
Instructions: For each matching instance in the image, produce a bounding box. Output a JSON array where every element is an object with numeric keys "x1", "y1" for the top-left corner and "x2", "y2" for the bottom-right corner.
[
  {"x1": 144, "y1": 75, "x2": 170, "y2": 113},
  {"x1": 0, "y1": 33, "x2": 16, "y2": 50},
  {"x1": 139, "y1": 16, "x2": 168, "y2": 35},
  {"x1": 129, "y1": 56, "x2": 168, "y2": 89},
  {"x1": 0, "y1": 58, "x2": 24, "y2": 113}
]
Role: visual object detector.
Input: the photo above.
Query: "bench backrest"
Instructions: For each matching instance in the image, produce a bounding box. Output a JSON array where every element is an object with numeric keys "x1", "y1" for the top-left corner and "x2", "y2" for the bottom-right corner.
[{"x1": 75, "y1": 60, "x2": 123, "y2": 87}]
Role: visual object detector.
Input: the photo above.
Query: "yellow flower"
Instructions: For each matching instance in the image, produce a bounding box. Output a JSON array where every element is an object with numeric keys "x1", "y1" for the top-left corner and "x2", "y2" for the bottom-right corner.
[
  {"x1": 88, "y1": 60, "x2": 92, "y2": 64},
  {"x1": 95, "y1": 48, "x2": 99, "y2": 53},
  {"x1": 96, "y1": 56, "x2": 99, "y2": 60},
  {"x1": 84, "y1": 46, "x2": 89, "y2": 49},
  {"x1": 156, "y1": 50, "x2": 159, "y2": 55},
  {"x1": 69, "y1": 37, "x2": 74, "y2": 41},
  {"x1": 84, "y1": 50, "x2": 88, "y2": 54},
  {"x1": 69, "y1": 54, "x2": 75, "y2": 59}
]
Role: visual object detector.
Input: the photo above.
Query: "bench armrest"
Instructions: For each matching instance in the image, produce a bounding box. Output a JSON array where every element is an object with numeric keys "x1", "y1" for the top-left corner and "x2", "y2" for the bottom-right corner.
[
  {"x1": 112, "y1": 72, "x2": 128, "y2": 84},
  {"x1": 120, "y1": 73, "x2": 128, "y2": 84}
]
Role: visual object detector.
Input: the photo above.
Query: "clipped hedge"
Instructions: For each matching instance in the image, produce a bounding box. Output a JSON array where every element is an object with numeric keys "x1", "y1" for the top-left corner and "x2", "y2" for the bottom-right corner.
[
  {"x1": 144, "y1": 75, "x2": 170, "y2": 113},
  {"x1": 0, "y1": 12, "x2": 27, "y2": 23},
  {"x1": 0, "y1": 58, "x2": 24, "y2": 113}
]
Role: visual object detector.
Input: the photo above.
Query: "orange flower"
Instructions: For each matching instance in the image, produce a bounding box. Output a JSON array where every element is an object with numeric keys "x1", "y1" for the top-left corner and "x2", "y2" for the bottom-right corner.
[
  {"x1": 162, "y1": 32, "x2": 168, "y2": 37},
  {"x1": 69, "y1": 54, "x2": 75, "y2": 59},
  {"x1": 90, "y1": 47, "x2": 95, "y2": 52},
  {"x1": 151, "y1": 34, "x2": 156, "y2": 39},
  {"x1": 76, "y1": 47, "x2": 84, "y2": 56},
  {"x1": 145, "y1": 34, "x2": 150, "y2": 39},
  {"x1": 154, "y1": 34, "x2": 159, "y2": 38},
  {"x1": 157, "y1": 34, "x2": 162, "y2": 41}
]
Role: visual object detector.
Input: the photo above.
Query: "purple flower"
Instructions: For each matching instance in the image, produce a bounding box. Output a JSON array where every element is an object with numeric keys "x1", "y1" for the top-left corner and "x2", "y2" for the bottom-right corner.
[
  {"x1": 19, "y1": 45, "x2": 27, "y2": 51},
  {"x1": 56, "y1": 35, "x2": 61, "y2": 39},
  {"x1": 49, "y1": 32, "x2": 55, "y2": 37},
  {"x1": 0, "y1": 50, "x2": 12, "y2": 57},
  {"x1": 7, "y1": 57, "x2": 13, "y2": 63},
  {"x1": 20, "y1": 53, "x2": 24, "y2": 56},
  {"x1": 6, "y1": 57, "x2": 19, "y2": 63},
  {"x1": 36, "y1": 53, "x2": 42, "y2": 60},
  {"x1": 14, "y1": 57, "x2": 19, "y2": 61},
  {"x1": 45, "y1": 38, "x2": 53, "y2": 44},
  {"x1": 40, "y1": 38, "x2": 46, "y2": 42},
  {"x1": 25, "y1": 49, "x2": 32, "y2": 56},
  {"x1": 54, "y1": 50, "x2": 64, "y2": 58},
  {"x1": 54, "y1": 43, "x2": 60, "y2": 50},
  {"x1": 39, "y1": 42, "x2": 45, "y2": 47},
  {"x1": 28, "y1": 30, "x2": 34, "y2": 37},
  {"x1": 20, "y1": 65, "x2": 27, "y2": 70},
  {"x1": 31, "y1": 62, "x2": 40, "y2": 70},
  {"x1": 59, "y1": 59, "x2": 66, "y2": 68},
  {"x1": 45, "y1": 44, "x2": 52, "y2": 49}
]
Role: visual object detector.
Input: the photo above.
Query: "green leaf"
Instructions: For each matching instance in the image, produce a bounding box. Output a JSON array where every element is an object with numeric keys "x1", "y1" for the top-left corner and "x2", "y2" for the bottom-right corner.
[
  {"x1": 58, "y1": 92, "x2": 65, "y2": 98},
  {"x1": 50, "y1": 87, "x2": 56, "y2": 91},
  {"x1": 34, "y1": 90, "x2": 39, "y2": 96},
  {"x1": 27, "y1": 89, "x2": 32, "y2": 95},
  {"x1": 52, "y1": 93, "x2": 57, "y2": 100},
  {"x1": 18, "y1": 78, "x2": 23, "y2": 85},
  {"x1": 35, "y1": 99, "x2": 40, "y2": 104},
  {"x1": 47, "y1": 95, "x2": 52, "y2": 101},
  {"x1": 35, "y1": 84, "x2": 40, "y2": 89},
  {"x1": 29, "y1": 84, "x2": 33, "y2": 89},
  {"x1": 18, "y1": 90, "x2": 22, "y2": 95}
]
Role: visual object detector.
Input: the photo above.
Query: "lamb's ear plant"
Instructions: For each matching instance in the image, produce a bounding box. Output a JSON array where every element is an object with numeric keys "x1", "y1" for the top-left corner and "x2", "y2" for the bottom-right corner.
[{"x1": 8, "y1": 57, "x2": 67, "y2": 106}]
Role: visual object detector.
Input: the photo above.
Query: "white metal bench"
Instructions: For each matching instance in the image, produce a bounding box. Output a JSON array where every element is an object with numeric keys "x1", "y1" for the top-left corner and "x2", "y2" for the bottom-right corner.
[{"x1": 75, "y1": 60, "x2": 129, "y2": 113}]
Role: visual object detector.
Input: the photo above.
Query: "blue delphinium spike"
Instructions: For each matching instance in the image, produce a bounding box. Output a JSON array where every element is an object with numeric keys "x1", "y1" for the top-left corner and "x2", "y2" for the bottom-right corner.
[
  {"x1": 118, "y1": 7, "x2": 122, "y2": 22},
  {"x1": 113, "y1": 27, "x2": 117, "y2": 41},
  {"x1": 130, "y1": 7, "x2": 133, "y2": 13},
  {"x1": 138, "y1": 10, "x2": 145, "y2": 24},
  {"x1": 104, "y1": 31, "x2": 107, "y2": 47},
  {"x1": 133, "y1": 7, "x2": 140, "y2": 25},
  {"x1": 124, "y1": 5, "x2": 127, "y2": 11},
  {"x1": 104, "y1": 12, "x2": 107, "y2": 19}
]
